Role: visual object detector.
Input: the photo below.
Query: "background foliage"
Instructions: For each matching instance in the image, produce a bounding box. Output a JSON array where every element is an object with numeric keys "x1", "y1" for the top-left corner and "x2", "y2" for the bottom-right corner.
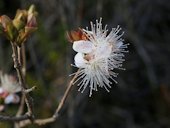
[{"x1": 0, "y1": 0, "x2": 170, "y2": 127}]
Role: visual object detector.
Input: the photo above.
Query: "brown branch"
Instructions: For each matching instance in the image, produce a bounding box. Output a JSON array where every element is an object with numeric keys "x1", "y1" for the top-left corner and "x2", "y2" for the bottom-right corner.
[
  {"x1": 10, "y1": 42, "x2": 34, "y2": 119},
  {"x1": 15, "y1": 44, "x2": 27, "y2": 128},
  {"x1": 18, "y1": 117, "x2": 55, "y2": 127},
  {"x1": 17, "y1": 69, "x2": 80, "y2": 127},
  {"x1": 53, "y1": 69, "x2": 80, "y2": 117},
  {"x1": 17, "y1": 47, "x2": 21, "y2": 66},
  {"x1": 0, "y1": 115, "x2": 29, "y2": 122},
  {"x1": 16, "y1": 44, "x2": 27, "y2": 117},
  {"x1": 21, "y1": 44, "x2": 26, "y2": 78},
  {"x1": 16, "y1": 95, "x2": 25, "y2": 116},
  {"x1": 1, "y1": 39, "x2": 80, "y2": 127}
]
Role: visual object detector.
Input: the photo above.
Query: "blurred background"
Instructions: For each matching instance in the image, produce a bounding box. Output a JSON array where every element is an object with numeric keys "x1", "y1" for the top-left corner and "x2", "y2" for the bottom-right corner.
[{"x1": 0, "y1": 0, "x2": 170, "y2": 127}]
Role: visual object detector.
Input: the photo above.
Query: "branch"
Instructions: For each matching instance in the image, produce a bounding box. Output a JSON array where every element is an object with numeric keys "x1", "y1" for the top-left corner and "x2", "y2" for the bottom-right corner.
[
  {"x1": 10, "y1": 42, "x2": 34, "y2": 119},
  {"x1": 0, "y1": 115, "x2": 29, "y2": 122},
  {"x1": 53, "y1": 69, "x2": 80, "y2": 117},
  {"x1": 21, "y1": 44, "x2": 26, "y2": 78},
  {"x1": 1, "y1": 40, "x2": 80, "y2": 127},
  {"x1": 15, "y1": 44, "x2": 27, "y2": 128},
  {"x1": 17, "y1": 69, "x2": 80, "y2": 127},
  {"x1": 16, "y1": 95, "x2": 25, "y2": 116},
  {"x1": 18, "y1": 117, "x2": 55, "y2": 127}
]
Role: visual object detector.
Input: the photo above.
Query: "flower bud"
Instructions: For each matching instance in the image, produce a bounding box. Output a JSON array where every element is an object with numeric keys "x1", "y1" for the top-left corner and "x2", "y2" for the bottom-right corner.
[
  {"x1": 66, "y1": 29, "x2": 87, "y2": 43},
  {"x1": 0, "y1": 15, "x2": 11, "y2": 30},
  {"x1": 13, "y1": 19, "x2": 25, "y2": 31},
  {"x1": 0, "y1": 15, "x2": 18, "y2": 41},
  {"x1": 27, "y1": 13, "x2": 37, "y2": 28},
  {"x1": 16, "y1": 31, "x2": 27, "y2": 45},
  {"x1": 25, "y1": 12, "x2": 37, "y2": 35},
  {"x1": 15, "y1": 10, "x2": 27, "y2": 21},
  {"x1": 28, "y1": 5, "x2": 36, "y2": 15},
  {"x1": 13, "y1": 10, "x2": 27, "y2": 30}
]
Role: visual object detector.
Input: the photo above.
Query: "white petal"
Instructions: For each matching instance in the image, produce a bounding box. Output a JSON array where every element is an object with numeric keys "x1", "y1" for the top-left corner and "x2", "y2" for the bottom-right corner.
[
  {"x1": 12, "y1": 95, "x2": 20, "y2": 104},
  {"x1": 73, "y1": 40, "x2": 94, "y2": 53},
  {"x1": 1, "y1": 74, "x2": 21, "y2": 93},
  {"x1": 4, "y1": 94, "x2": 20, "y2": 104},
  {"x1": 5, "y1": 94, "x2": 15, "y2": 104},
  {"x1": 74, "y1": 53, "x2": 88, "y2": 68}
]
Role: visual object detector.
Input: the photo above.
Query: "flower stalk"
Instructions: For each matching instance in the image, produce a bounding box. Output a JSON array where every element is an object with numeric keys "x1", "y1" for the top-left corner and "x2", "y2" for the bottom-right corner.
[{"x1": 10, "y1": 42, "x2": 34, "y2": 120}]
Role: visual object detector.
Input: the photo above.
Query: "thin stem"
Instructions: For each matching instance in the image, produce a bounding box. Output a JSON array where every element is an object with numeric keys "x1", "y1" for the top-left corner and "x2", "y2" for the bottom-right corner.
[
  {"x1": 17, "y1": 47, "x2": 21, "y2": 66},
  {"x1": 17, "y1": 69, "x2": 80, "y2": 127},
  {"x1": 18, "y1": 117, "x2": 55, "y2": 128},
  {"x1": 0, "y1": 115, "x2": 29, "y2": 122},
  {"x1": 15, "y1": 45, "x2": 27, "y2": 128},
  {"x1": 21, "y1": 44, "x2": 26, "y2": 78},
  {"x1": 10, "y1": 42, "x2": 34, "y2": 119},
  {"x1": 16, "y1": 44, "x2": 27, "y2": 117},
  {"x1": 53, "y1": 69, "x2": 80, "y2": 118},
  {"x1": 16, "y1": 95, "x2": 25, "y2": 116},
  {"x1": 0, "y1": 58, "x2": 80, "y2": 127}
]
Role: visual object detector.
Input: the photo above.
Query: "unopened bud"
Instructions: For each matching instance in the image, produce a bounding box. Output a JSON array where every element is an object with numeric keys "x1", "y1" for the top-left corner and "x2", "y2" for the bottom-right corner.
[
  {"x1": 27, "y1": 13, "x2": 37, "y2": 28},
  {"x1": 6, "y1": 23, "x2": 18, "y2": 41},
  {"x1": 27, "y1": 4, "x2": 37, "y2": 27},
  {"x1": 66, "y1": 29, "x2": 87, "y2": 43},
  {"x1": 0, "y1": 15, "x2": 18, "y2": 41},
  {"x1": 25, "y1": 13, "x2": 37, "y2": 35},
  {"x1": 13, "y1": 19, "x2": 25, "y2": 31},
  {"x1": 28, "y1": 5, "x2": 36, "y2": 15},
  {"x1": 13, "y1": 10, "x2": 27, "y2": 30},
  {"x1": 0, "y1": 15, "x2": 11, "y2": 30},
  {"x1": 15, "y1": 10, "x2": 27, "y2": 22}
]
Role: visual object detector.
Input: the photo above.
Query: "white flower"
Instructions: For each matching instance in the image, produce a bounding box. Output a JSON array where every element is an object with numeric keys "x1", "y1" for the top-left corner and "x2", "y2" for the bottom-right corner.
[
  {"x1": 4, "y1": 94, "x2": 20, "y2": 104},
  {"x1": 71, "y1": 18, "x2": 128, "y2": 97},
  {"x1": 0, "y1": 71, "x2": 21, "y2": 104},
  {"x1": 0, "y1": 73, "x2": 21, "y2": 93}
]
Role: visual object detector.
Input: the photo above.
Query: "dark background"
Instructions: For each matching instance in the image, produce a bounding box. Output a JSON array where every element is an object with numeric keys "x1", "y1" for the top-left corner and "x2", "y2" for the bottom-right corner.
[{"x1": 0, "y1": 0, "x2": 170, "y2": 128}]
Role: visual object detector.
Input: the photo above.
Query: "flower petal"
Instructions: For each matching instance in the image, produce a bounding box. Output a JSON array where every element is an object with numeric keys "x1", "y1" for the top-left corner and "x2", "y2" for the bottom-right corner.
[
  {"x1": 4, "y1": 94, "x2": 20, "y2": 104},
  {"x1": 74, "y1": 53, "x2": 88, "y2": 68},
  {"x1": 73, "y1": 40, "x2": 94, "y2": 53},
  {"x1": 1, "y1": 74, "x2": 21, "y2": 93},
  {"x1": 4, "y1": 94, "x2": 15, "y2": 104}
]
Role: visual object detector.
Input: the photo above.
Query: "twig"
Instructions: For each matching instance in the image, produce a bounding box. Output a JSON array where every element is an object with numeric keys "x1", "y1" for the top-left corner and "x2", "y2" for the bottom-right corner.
[
  {"x1": 17, "y1": 47, "x2": 21, "y2": 66},
  {"x1": 21, "y1": 44, "x2": 26, "y2": 78},
  {"x1": 16, "y1": 95, "x2": 25, "y2": 116},
  {"x1": 53, "y1": 69, "x2": 80, "y2": 118},
  {"x1": 25, "y1": 86, "x2": 37, "y2": 94},
  {"x1": 0, "y1": 115, "x2": 29, "y2": 122},
  {"x1": 18, "y1": 117, "x2": 55, "y2": 128},
  {"x1": 16, "y1": 44, "x2": 27, "y2": 117},
  {"x1": 17, "y1": 69, "x2": 80, "y2": 127},
  {"x1": 15, "y1": 44, "x2": 27, "y2": 128},
  {"x1": 10, "y1": 42, "x2": 34, "y2": 119},
  {"x1": 1, "y1": 40, "x2": 80, "y2": 127}
]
